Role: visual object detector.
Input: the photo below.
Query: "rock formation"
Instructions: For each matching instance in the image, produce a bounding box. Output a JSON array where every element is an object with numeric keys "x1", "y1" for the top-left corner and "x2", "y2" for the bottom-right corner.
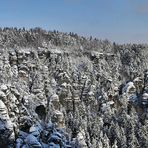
[{"x1": 0, "y1": 28, "x2": 147, "y2": 147}]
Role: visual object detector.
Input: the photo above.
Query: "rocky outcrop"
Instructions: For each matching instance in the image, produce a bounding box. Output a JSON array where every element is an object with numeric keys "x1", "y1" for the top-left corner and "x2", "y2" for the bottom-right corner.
[{"x1": 0, "y1": 28, "x2": 147, "y2": 147}]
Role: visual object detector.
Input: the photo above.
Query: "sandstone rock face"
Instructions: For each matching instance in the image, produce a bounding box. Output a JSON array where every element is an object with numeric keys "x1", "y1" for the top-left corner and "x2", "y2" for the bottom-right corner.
[
  {"x1": 0, "y1": 28, "x2": 147, "y2": 147},
  {"x1": 0, "y1": 100, "x2": 15, "y2": 147},
  {"x1": 51, "y1": 110, "x2": 65, "y2": 129}
]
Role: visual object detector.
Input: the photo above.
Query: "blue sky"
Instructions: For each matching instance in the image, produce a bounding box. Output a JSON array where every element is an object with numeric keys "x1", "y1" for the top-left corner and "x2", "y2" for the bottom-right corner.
[{"x1": 0, "y1": 0, "x2": 148, "y2": 43}]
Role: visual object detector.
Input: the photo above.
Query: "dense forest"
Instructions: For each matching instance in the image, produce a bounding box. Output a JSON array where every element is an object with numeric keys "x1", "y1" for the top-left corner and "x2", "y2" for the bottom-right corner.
[{"x1": 0, "y1": 28, "x2": 147, "y2": 148}]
